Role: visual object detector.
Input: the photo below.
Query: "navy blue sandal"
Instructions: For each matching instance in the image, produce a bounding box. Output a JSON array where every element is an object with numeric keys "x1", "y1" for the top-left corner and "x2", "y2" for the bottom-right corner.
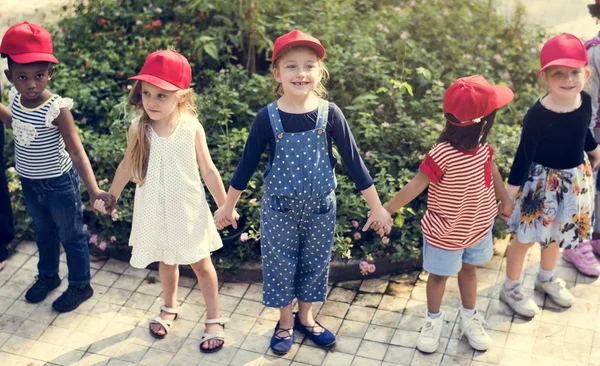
[
  {"x1": 293, "y1": 312, "x2": 336, "y2": 347},
  {"x1": 270, "y1": 322, "x2": 294, "y2": 355}
]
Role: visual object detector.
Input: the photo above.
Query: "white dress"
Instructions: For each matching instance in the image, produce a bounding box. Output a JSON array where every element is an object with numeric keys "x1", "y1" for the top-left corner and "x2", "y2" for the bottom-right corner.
[{"x1": 128, "y1": 114, "x2": 223, "y2": 268}]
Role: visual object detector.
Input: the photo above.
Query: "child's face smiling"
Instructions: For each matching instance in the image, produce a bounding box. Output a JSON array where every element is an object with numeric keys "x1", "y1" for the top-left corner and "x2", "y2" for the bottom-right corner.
[
  {"x1": 4, "y1": 61, "x2": 53, "y2": 107},
  {"x1": 273, "y1": 47, "x2": 323, "y2": 98},
  {"x1": 543, "y1": 66, "x2": 590, "y2": 101}
]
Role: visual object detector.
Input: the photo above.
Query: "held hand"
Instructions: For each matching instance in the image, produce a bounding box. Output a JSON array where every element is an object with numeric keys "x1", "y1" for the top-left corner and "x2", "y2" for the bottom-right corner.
[
  {"x1": 498, "y1": 199, "x2": 514, "y2": 222},
  {"x1": 214, "y1": 206, "x2": 238, "y2": 230},
  {"x1": 363, "y1": 206, "x2": 393, "y2": 237}
]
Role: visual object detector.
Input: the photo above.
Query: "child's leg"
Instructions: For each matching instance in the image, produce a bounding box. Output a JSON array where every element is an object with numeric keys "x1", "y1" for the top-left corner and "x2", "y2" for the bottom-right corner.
[
  {"x1": 500, "y1": 237, "x2": 539, "y2": 317},
  {"x1": 535, "y1": 242, "x2": 575, "y2": 307},
  {"x1": 150, "y1": 262, "x2": 179, "y2": 336},
  {"x1": 190, "y1": 257, "x2": 224, "y2": 350},
  {"x1": 426, "y1": 273, "x2": 448, "y2": 314},
  {"x1": 505, "y1": 236, "x2": 534, "y2": 282},
  {"x1": 457, "y1": 263, "x2": 477, "y2": 310}
]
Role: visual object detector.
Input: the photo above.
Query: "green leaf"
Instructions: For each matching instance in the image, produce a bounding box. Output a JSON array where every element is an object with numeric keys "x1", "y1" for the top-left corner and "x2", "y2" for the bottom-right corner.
[{"x1": 204, "y1": 43, "x2": 219, "y2": 60}]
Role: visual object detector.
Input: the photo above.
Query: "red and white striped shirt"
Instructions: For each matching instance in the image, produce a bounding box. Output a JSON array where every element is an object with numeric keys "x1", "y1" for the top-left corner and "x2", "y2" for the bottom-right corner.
[{"x1": 419, "y1": 142, "x2": 496, "y2": 250}]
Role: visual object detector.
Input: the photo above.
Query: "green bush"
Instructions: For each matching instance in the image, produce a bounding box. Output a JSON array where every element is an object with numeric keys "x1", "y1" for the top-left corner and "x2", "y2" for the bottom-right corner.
[{"x1": 4, "y1": 0, "x2": 545, "y2": 270}]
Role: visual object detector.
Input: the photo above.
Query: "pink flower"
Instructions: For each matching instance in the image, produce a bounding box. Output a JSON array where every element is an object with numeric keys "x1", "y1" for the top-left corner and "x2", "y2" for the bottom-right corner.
[
  {"x1": 351, "y1": 220, "x2": 359, "y2": 229},
  {"x1": 368, "y1": 264, "x2": 376, "y2": 273},
  {"x1": 359, "y1": 261, "x2": 369, "y2": 271},
  {"x1": 493, "y1": 54, "x2": 503, "y2": 63},
  {"x1": 110, "y1": 236, "x2": 116, "y2": 243},
  {"x1": 89, "y1": 234, "x2": 98, "y2": 245},
  {"x1": 99, "y1": 241, "x2": 107, "y2": 251},
  {"x1": 382, "y1": 236, "x2": 390, "y2": 244},
  {"x1": 240, "y1": 233, "x2": 249, "y2": 242},
  {"x1": 382, "y1": 122, "x2": 391, "y2": 127},
  {"x1": 353, "y1": 232, "x2": 362, "y2": 240},
  {"x1": 365, "y1": 151, "x2": 372, "y2": 158},
  {"x1": 400, "y1": 32, "x2": 409, "y2": 40}
]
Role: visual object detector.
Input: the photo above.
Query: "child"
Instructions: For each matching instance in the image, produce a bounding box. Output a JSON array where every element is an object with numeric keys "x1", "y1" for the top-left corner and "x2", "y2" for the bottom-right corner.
[
  {"x1": 0, "y1": 22, "x2": 114, "y2": 312},
  {"x1": 501, "y1": 33, "x2": 600, "y2": 318},
  {"x1": 565, "y1": 0, "x2": 600, "y2": 276},
  {"x1": 383, "y1": 75, "x2": 514, "y2": 353},
  {"x1": 213, "y1": 30, "x2": 392, "y2": 355},
  {"x1": 93, "y1": 50, "x2": 233, "y2": 353}
]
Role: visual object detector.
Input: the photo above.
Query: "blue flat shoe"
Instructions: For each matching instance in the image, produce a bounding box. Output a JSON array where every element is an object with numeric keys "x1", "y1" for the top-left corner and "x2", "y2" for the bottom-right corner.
[
  {"x1": 270, "y1": 322, "x2": 293, "y2": 355},
  {"x1": 293, "y1": 312, "x2": 336, "y2": 347}
]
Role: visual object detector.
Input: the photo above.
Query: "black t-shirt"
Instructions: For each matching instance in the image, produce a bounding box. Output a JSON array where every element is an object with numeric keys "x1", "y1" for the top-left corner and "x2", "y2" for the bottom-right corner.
[{"x1": 508, "y1": 92, "x2": 598, "y2": 186}]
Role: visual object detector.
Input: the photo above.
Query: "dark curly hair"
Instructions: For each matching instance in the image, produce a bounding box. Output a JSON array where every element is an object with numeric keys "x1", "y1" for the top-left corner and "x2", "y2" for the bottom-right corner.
[
  {"x1": 437, "y1": 110, "x2": 497, "y2": 151},
  {"x1": 589, "y1": 3, "x2": 600, "y2": 18}
]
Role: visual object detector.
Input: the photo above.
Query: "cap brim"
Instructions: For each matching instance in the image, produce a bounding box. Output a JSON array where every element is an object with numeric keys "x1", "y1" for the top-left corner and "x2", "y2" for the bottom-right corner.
[
  {"x1": 8, "y1": 53, "x2": 59, "y2": 64},
  {"x1": 537, "y1": 58, "x2": 587, "y2": 74},
  {"x1": 492, "y1": 84, "x2": 514, "y2": 109},
  {"x1": 128, "y1": 74, "x2": 180, "y2": 91},
  {"x1": 272, "y1": 40, "x2": 326, "y2": 64}
]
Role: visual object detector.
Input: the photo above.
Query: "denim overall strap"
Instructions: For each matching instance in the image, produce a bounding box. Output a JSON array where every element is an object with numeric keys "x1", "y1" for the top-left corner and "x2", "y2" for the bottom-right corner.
[
  {"x1": 315, "y1": 99, "x2": 328, "y2": 131},
  {"x1": 266, "y1": 101, "x2": 284, "y2": 138}
]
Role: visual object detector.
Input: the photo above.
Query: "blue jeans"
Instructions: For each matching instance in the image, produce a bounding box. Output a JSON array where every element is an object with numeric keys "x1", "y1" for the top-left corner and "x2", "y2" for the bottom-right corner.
[{"x1": 20, "y1": 168, "x2": 90, "y2": 285}]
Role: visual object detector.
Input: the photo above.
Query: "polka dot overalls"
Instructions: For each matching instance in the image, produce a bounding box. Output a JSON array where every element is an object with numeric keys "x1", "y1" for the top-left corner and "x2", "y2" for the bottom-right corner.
[{"x1": 260, "y1": 99, "x2": 337, "y2": 308}]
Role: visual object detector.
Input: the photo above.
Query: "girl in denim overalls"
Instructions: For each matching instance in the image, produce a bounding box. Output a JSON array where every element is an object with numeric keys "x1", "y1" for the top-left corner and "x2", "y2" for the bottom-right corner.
[{"x1": 215, "y1": 30, "x2": 392, "y2": 355}]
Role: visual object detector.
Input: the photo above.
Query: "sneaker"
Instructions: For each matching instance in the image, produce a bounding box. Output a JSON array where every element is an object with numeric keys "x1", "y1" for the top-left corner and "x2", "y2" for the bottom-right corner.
[
  {"x1": 25, "y1": 274, "x2": 61, "y2": 303},
  {"x1": 458, "y1": 309, "x2": 491, "y2": 351},
  {"x1": 52, "y1": 284, "x2": 93, "y2": 313},
  {"x1": 417, "y1": 315, "x2": 444, "y2": 353},
  {"x1": 499, "y1": 283, "x2": 540, "y2": 318},
  {"x1": 534, "y1": 276, "x2": 575, "y2": 308},
  {"x1": 563, "y1": 243, "x2": 600, "y2": 276},
  {"x1": 590, "y1": 239, "x2": 600, "y2": 256}
]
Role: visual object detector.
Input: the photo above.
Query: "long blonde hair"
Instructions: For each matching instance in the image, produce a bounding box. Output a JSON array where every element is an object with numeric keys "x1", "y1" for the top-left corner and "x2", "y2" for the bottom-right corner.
[
  {"x1": 127, "y1": 80, "x2": 197, "y2": 186},
  {"x1": 272, "y1": 45, "x2": 329, "y2": 98}
]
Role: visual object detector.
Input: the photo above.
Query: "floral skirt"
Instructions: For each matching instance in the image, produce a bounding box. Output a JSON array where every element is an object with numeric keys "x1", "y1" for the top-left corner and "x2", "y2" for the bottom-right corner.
[{"x1": 508, "y1": 160, "x2": 594, "y2": 249}]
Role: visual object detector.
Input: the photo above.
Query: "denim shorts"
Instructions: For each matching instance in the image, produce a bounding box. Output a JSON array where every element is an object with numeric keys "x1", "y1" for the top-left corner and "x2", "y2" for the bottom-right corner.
[{"x1": 422, "y1": 228, "x2": 494, "y2": 277}]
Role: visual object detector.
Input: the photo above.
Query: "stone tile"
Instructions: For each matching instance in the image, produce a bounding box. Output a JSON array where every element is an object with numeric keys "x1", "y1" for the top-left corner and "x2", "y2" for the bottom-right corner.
[
  {"x1": 533, "y1": 337, "x2": 564, "y2": 359},
  {"x1": 1, "y1": 334, "x2": 35, "y2": 355},
  {"x1": 240, "y1": 334, "x2": 270, "y2": 353},
  {"x1": 175, "y1": 286, "x2": 193, "y2": 304},
  {"x1": 564, "y1": 326, "x2": 594, "y2": 346},
  {"x1": 136, "y1": 279, "x2": 163, "y2": 296},
  {"x1": 89, "y1": 284, "x2": 111, "y2": 301},
  {"x1": 378, "y1": 295, "x2": 408, "y2": 313},
  {"x1": 260, "y1": 307, "x2": 281, "y2": 321},
  {"x1": 124, "y1": 292, "x2": 157, "y2": 311},
  {"x1": 353, "y1": 293, "x2": 383, "y2": 308},
  {"x1": 383, "y1": 345, "x2": 415, "y2": 364},
  {"x1": 294, "y1": 345, "x2": 327, "y2": 365},
  {"x1": 403, "y1": 299, "x2": 428, "y2": 317},
  {"x1": 15, "y1": 240, "x2": 38, "y2": 255},
  {"x1": 220, "y1": 282, "x2": 250, "y2": 298},
  {"x1": 228, "y1": 313, "x2": 258, "y2": 333},
  {"x1": 231, "y1": 349, "x2": 264, "y2": 366},
  {"x1": 39, "y1": 325, "x2": 73, "y2": 345},
  {"x1": 219, "y1": 294, "x2": 242, "y2": 312},
  {"x1": 235, "y1": 299, "x2": 265, "y2": 317},
  {"x1": 122, "y1": 266, "x2": 150, "y2": 279},
  {"x1": 473, "y1": 346, "x2": 504, "y2": 364},
  {"x1": 14, "y1": 319, "x2": 47, "y2": 339},
  {"x1": 113, "y1": 274, "x2": 144, "y2": 292},
  {"x1": 101, "y1": 287, "x2": 133, "y2": 306},
  {"x1": 139, "y1": 347, "x2": 174, "y2": 365},
  {"x1": 0, "y1": 332, "x2": 10, "y2": 348},
  {"x1": 6, "y1": 252, "x2": 31, "y2": 268},
  {"x1": 390, "y1": 329, "x2": 419, "y2": 348},
  {"x1": 319, "y1": 300, "x2": 350, "y2": 318},
  {"x1": 177, "y1": 302, "x2": 205, "y2": 322},
  {"x1": 65, "y1": 330, "x2": 97, "y2": 351},
  {"x1": 0, "y1": 280, "x2": 30, "y2": 299},
  {"x1": 590, "y1": 347, "x2": 600, "y2": 365},
  {"x1": 91, "y1": 270, "x2": 120, "y2": 287},
  {"x1": 26, "y1": 340, "x2": 63, "y2": 361},
  {"x1": 250, "y1": 318, "x2": 278, "y2": 337},
  {"x1": 314, "y1": 314, "x2": 343, "y2": 335},
  {"x1": 356, "y1": 339, "x2": 388, "y2": 360},
  {"x1": 360, "y1": 278, "x2": 389, "y2": 294},
  {"x1": 5, "y1": 299, "x2": 39, "y2": 319},
  {"x1": 562, "y1": 343, "x2": 591, "y2": 363},
  {"x1": 0, "y1": 313, "x2": 25, "y2": 333},
  {"x1": 485, "y1": 314, "x2": 512, "y2": 332},
  {"x1": 261, "y1": 356, "x2": 293, "y2": 365},
  {"x1": 486, "y1": 330, "x2": 509, "y2": 347},
  {"x1": 177, "y1": 276, "x2": 197, "y2": 289},
  {"x1": 338, "y1": 319, "x2": 369, "y2": 338},
  {"x1": 386, "y1": 281, "x2": 414, "y2": 298},
  {"x1": 346, "y1": 305, "x2": 376, "y2": 323},
  {"x1": 328, "y1": 287, "x2": 356, "y2": 303},
  {"x1": 90, "y1": 301, "x2": 122, "y2": 320},
  {"x1": 410, "y1": 285, "x2": 427, "y2": 302},
  {"x1": 441, "y1": 354, "x2": 471, "y2": 366},
  {"x1": 102, "y1": 259, "x2": 130, "y2": 274},
  {"x1": 53, "y1": 311, "x2": 86, "y2": 330},
  {"x1": 322, "y1": 351, "x2": 354, "y2": 366},
  {"x1": 352, "y1": 356, "x2": 382, "y2": 365},
  {"x1": 202, "y1": 345, "x2": 238, "y2": 364},
  {"x1": 244, "y1": 284, "x2": 263, "y2": 302},
  {"x1": 501, "y1": 348, "x2": 532, "y2": 365},
  {"x1": 445, "y1": 339, "x2": 474, "y2": 359},
  {"x1": 333, "y1": 335, "x2": 362, "y2": 354},
  {"x1": 410, "y1": 349, "x2": 444, "y2": 366},
  {"x1": 540, "y1": 308, "x2": 569, "y2": 325},
  {"x1": 125, "y1": 326, "x2": 156, "y2": 347},
  {"x1": 113, "y1": 306, "x2": 147, "y2": 326},
  {"x1": 372, "y1": 309, "x2": 401, "y2": 328},
  {"x1": 151, "y1": 334, "x2": 186, "y2": 354},
  {"x1": 505, "y1": 333, "x2": 536, "y2": 352},
  {"x1": 569, "y1": 312, "x2": 598, "y2": 331},
  {"x1": 76, "y1": 352, "x2": 110, "y2": 366},
  {"x1": 363, "y1": 324, "x2": 395, "y2": 344}
]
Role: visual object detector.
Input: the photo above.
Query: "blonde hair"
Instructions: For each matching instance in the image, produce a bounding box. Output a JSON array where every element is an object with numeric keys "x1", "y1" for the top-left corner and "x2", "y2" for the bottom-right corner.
[
  {"x1": 127, "y1": 80, "x2": 197, "y2": 185},
  {"x1": 272, "y1": 45, "x2": 329, "y2": 98}
]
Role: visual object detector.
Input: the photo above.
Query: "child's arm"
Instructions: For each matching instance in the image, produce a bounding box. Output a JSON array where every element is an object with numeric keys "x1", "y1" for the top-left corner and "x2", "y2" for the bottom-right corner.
[
  {"x1": 492, "y1": 163, "x2": 513, "y2": 221},
  {"x1": 214, "y1": 187, "x2": 243, "y2": 230},
  {"x1": 195, "y1": 123, "x2": 239, "y2": 226},
  {"x1": 55, "y1": 108, "x2": 113, "y2": 207},
  {"x1": 0, "y1": 104, "x2": 11, "y2": 128},
  {"x1": 361, "y1": 185, "x2": 393, "y2": 236},
  {"x1": 382, "y1": 171, "x2": 430, "y2": 214},
  {"x1": 587, "y1": 145, "x2": 600, "y2": 170}
]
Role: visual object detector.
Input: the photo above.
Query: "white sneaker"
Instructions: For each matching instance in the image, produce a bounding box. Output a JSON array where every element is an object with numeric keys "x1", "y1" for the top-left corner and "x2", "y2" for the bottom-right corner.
[
  {"x1": 417, "y1": 314, "x2": 444, "y2": 353},
  {"x1": 458, "y1": 309, "x2": 491, "y2": 351},
  {"x1": 499, "y1": 283, "x2": 540, "y2": 318},
  {"x1": 534, "y1": 276, "x2": 575, "y2": 307}
]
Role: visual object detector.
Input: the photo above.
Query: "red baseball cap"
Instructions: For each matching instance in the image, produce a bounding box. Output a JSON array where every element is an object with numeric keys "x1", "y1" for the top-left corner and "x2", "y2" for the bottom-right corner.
[
  {"x1": 443, "y1": 75, "x2": 514, "y2": 126},
  {"x1": 0, "y1": 22, "x2": 59, "y2": 64},
  {"x1": 271, "y1": 30, "x2": 325, "y2": 65},
  {"x1": 128, "y1": 50, "x2": 192, "y2": 91},
  {"x1": 538, "y1": 33, "x2": 588, "y2": 74}
]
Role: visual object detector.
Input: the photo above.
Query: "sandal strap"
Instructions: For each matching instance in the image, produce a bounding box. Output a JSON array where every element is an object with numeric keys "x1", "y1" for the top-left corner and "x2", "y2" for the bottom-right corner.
[
  {"x1": 150, "y1": 316, "x2": 174, "y2": 334},
  {"x1": 302, "y1": 320, "x2": 325, "y2": 335},
  {"x1": 200, "y1": 331, "x2": 225, "y2": 343},
  {"x1": 205, "y1": 317, "x2": 230, "y2": 325},
  {"x1": 160, "y1": 304, "x2": 179, "y2": 315},
  {"x1": 274, "y1": 326, "x2": 293, "y2": 339}
]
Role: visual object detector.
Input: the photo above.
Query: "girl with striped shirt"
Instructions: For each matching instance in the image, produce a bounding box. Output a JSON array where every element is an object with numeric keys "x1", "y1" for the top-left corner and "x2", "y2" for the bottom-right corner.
[{"x1": 383, "y1": 75, "x2": 514, "y2": 353}]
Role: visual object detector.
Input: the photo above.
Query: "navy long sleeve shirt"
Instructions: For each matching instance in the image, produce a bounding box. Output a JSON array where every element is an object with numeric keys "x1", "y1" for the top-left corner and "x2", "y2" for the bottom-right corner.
[{"x1": 230, "y1": 102, "x2": 374, "y2": 191}]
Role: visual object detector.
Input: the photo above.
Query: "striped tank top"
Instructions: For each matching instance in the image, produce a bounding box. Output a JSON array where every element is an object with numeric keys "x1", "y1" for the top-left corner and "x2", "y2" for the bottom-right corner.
[{"x1": 9, "y1": 87, "x2": 74, "y2": 179}]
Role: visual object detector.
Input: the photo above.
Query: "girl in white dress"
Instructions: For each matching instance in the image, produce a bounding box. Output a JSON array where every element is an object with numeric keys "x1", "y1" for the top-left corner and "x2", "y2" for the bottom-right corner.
[{"x1": 94, "y1": 50, "x2": 236, "y2": 353}]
